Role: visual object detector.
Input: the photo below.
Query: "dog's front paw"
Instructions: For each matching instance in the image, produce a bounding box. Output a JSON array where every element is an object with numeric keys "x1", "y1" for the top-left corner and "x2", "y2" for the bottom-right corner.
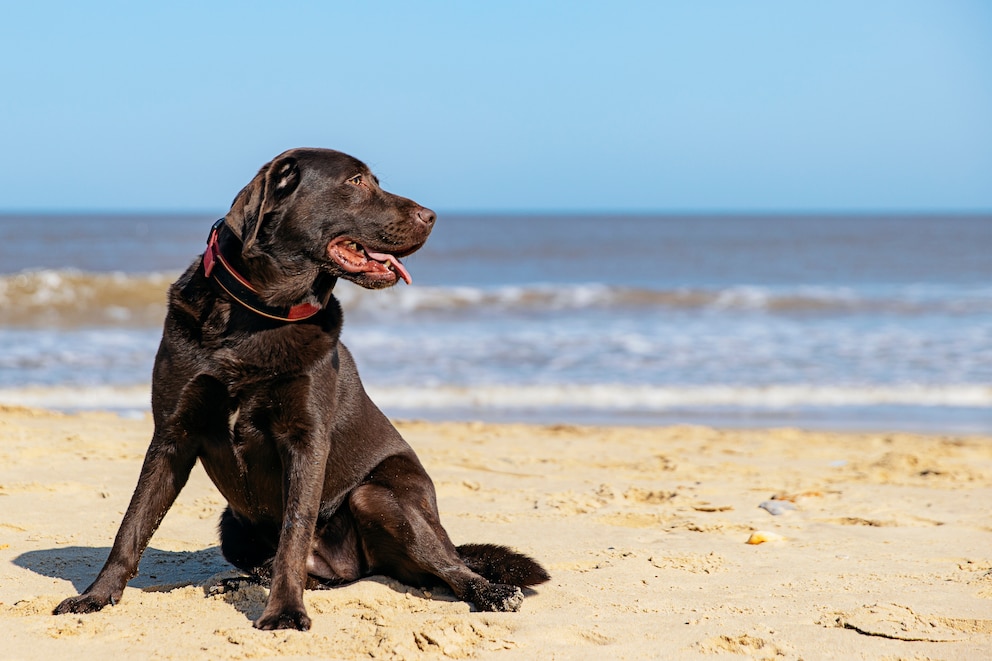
[
  {"x1": 472, "y1": 583, "x2": 525, "y2": 612},
  {"x1": 254, "y1": 605, "x2": 312, "y2": 631},
  {"x1": 53, "y1": 592, "x2": 115, "y2": 615}
]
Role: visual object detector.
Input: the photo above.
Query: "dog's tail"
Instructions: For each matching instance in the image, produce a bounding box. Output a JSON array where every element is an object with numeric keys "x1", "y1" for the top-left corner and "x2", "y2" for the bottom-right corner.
[{"x1": 457, "y1": 543, "x2": 550, "y2": 588}]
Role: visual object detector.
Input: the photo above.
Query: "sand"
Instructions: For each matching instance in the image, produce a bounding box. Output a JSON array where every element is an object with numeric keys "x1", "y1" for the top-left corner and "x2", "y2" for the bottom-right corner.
[{"x1": 1, "y1": 405, "x2": 991, "y2": 660}]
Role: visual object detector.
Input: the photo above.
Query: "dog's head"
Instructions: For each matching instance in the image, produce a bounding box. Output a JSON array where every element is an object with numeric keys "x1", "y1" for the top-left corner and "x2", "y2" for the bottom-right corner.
[{"x1": 225, "y1": 148, "x2": 435, "y2": 292}]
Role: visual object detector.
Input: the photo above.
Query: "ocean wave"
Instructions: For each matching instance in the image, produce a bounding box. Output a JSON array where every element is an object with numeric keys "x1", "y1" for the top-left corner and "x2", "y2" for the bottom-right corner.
[
  {"x1": 1, "y1": 383, "x2": 988, "y2": 413},
  {"x1": 344, "y1": 283, "x2": 992, "y2": 317},
  {"x1": 0, "y1": 384, "x2": 152, "y2": 412},
  {"x1": 1, "y1": 269, "x2": 990, "y2": 328},
  {"x1": 0, "y1": 269, "x2": 176, "y2": 328},
  {"x1": 365, "y1": 384, "x2": 992, "y2": 410}
]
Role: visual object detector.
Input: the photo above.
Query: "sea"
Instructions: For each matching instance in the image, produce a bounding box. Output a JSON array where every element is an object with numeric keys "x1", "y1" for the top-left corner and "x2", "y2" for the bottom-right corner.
[{"x1": 0, "y1": 213, "x2": 989, "y2": 433}]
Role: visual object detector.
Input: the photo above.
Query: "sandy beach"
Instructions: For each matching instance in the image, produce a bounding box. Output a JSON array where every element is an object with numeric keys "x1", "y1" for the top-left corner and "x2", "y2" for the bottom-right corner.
[{"x1": 1, "y1": 405, "x2": 990, "y2": 660}]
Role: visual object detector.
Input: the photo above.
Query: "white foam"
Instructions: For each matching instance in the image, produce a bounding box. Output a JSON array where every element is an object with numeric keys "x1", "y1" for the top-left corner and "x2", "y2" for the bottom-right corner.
[
  {"x1": 0, "y1": 384, "x2": 151, "y2": 411},
  {"x1": 336, "y1": 281, "x2": 992, "y2": 316},
  {"x1": 365, "y1": 383, "x2": 992, "y2": 411},
  {"x1": 3, "y1": 383, "x2": 988, "y2": 416},
  {"x1": 2, "y1": 271, "x2": 990, "y2": 329}
]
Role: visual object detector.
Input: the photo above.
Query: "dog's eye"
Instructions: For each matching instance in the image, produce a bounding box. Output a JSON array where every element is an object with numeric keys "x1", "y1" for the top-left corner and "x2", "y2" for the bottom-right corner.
[{"x1": 347, "y1": 175, "x2": 363, "y2": 186}]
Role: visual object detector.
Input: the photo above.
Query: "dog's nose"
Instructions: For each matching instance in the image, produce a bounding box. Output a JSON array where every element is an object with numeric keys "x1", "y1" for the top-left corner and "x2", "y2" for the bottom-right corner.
[{"x1": 416, "y1": 207, "x2": 436, "y2": 227}]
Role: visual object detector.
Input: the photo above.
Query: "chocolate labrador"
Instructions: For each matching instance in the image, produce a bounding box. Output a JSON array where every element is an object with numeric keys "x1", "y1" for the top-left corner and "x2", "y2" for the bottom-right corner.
[{"x1": 54, "y1": 148, "x2": 548, "y2": 630}]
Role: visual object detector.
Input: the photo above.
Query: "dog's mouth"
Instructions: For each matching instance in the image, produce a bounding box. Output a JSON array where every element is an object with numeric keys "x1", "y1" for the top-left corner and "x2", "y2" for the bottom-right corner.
[{"x1": 327, "y1": 237, "x2": 414, "y2": 285}]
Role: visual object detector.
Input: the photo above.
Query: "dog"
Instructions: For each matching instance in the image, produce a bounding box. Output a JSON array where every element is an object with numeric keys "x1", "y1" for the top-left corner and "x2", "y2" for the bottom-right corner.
[{"x1": 54, "y1": 148, "x2": 548, "y2": 630}]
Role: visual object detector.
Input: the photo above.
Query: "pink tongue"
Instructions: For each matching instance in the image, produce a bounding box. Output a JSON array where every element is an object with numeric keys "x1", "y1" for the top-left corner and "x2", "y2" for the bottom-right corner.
[{"x1": 365, "y1": 250, "x2": 412, "y2": 284}]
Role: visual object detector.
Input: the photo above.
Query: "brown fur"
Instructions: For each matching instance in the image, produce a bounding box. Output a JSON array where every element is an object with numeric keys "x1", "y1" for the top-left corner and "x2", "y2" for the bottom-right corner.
[{"x1": 54, "y1": 148, "x2": 548, "y2": 630}]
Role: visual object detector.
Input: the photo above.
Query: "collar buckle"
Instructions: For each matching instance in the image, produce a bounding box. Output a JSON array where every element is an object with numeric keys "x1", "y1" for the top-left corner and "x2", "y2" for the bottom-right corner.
[{"x1": 203, "y1": 218, "x2": 225, "y2": 278}]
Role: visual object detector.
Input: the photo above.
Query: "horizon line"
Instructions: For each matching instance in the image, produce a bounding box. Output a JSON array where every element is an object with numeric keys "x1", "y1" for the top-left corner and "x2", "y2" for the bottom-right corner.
[{"x1": 1, "y1": 208, "x2": 991, "y2": 218}]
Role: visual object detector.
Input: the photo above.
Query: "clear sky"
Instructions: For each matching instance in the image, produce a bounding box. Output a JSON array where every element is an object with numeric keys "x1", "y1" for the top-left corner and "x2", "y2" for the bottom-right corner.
[{"x1": 2, "y1": 1, "x2": 990, "y2": 213}]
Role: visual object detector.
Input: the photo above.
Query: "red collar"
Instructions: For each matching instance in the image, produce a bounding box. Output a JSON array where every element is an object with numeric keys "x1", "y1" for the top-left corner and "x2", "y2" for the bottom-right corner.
[{"x1": 203, "y1": 219, "x2": 322, "y2": 322}]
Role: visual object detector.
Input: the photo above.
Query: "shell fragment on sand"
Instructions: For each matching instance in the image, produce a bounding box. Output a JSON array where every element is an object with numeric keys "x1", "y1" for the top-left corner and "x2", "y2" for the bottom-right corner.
[
  {"x1": 746, "y1": 531, "x2": 787, "y2": 544},
  {"x1": 759, "y1": 500, "x2": 797, "y2": 516}
]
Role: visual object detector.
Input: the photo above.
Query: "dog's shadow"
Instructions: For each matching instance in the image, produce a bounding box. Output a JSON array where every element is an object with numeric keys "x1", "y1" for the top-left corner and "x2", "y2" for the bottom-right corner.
[
  {"x1": 14, "y1": 545, "x2": 231, "y2": 592},
  {"x1": 14, "y1": 546, "x2": 488, "y2": 623},
  {"x1": 16, "y1": 545, "x2": 267, "y2": 621}
]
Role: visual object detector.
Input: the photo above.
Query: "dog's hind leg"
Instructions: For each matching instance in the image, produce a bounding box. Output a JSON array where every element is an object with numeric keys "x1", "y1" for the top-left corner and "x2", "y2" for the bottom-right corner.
[{"x1": 349, "y1": 454, "x2": 526, "y2": 612}]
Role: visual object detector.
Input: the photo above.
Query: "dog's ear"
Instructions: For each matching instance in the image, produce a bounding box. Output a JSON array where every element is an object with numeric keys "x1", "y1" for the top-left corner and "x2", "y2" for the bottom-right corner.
[{"x1": 224, "y1": 155, "x2": 301, "y2": 256}]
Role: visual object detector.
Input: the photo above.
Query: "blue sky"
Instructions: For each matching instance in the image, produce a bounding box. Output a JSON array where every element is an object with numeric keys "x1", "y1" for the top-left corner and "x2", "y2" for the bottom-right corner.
[{"x1": 1, "y1": 1, "x2": 990, "y2": 213}]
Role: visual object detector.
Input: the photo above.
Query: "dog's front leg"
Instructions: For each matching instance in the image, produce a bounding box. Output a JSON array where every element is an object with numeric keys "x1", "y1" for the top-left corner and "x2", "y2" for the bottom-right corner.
[
  {"x1": 253, "y1": 386, "x2": 332, "y2": 631},
  {"x1": 53, "y1": 426, "x2": 200, "y2": 614},
  {"x1": 53, "y1": 374, "x2": 220, "y2": 615}
]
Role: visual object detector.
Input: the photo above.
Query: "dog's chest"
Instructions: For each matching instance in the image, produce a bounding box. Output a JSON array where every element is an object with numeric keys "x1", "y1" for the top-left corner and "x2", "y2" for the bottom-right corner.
[
  {"x1": 213, "y1": 323, "x2": 338, "y2": 381},
  {"x1": 199, "y1": 396, "x2": 290, "y2": 520}
]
